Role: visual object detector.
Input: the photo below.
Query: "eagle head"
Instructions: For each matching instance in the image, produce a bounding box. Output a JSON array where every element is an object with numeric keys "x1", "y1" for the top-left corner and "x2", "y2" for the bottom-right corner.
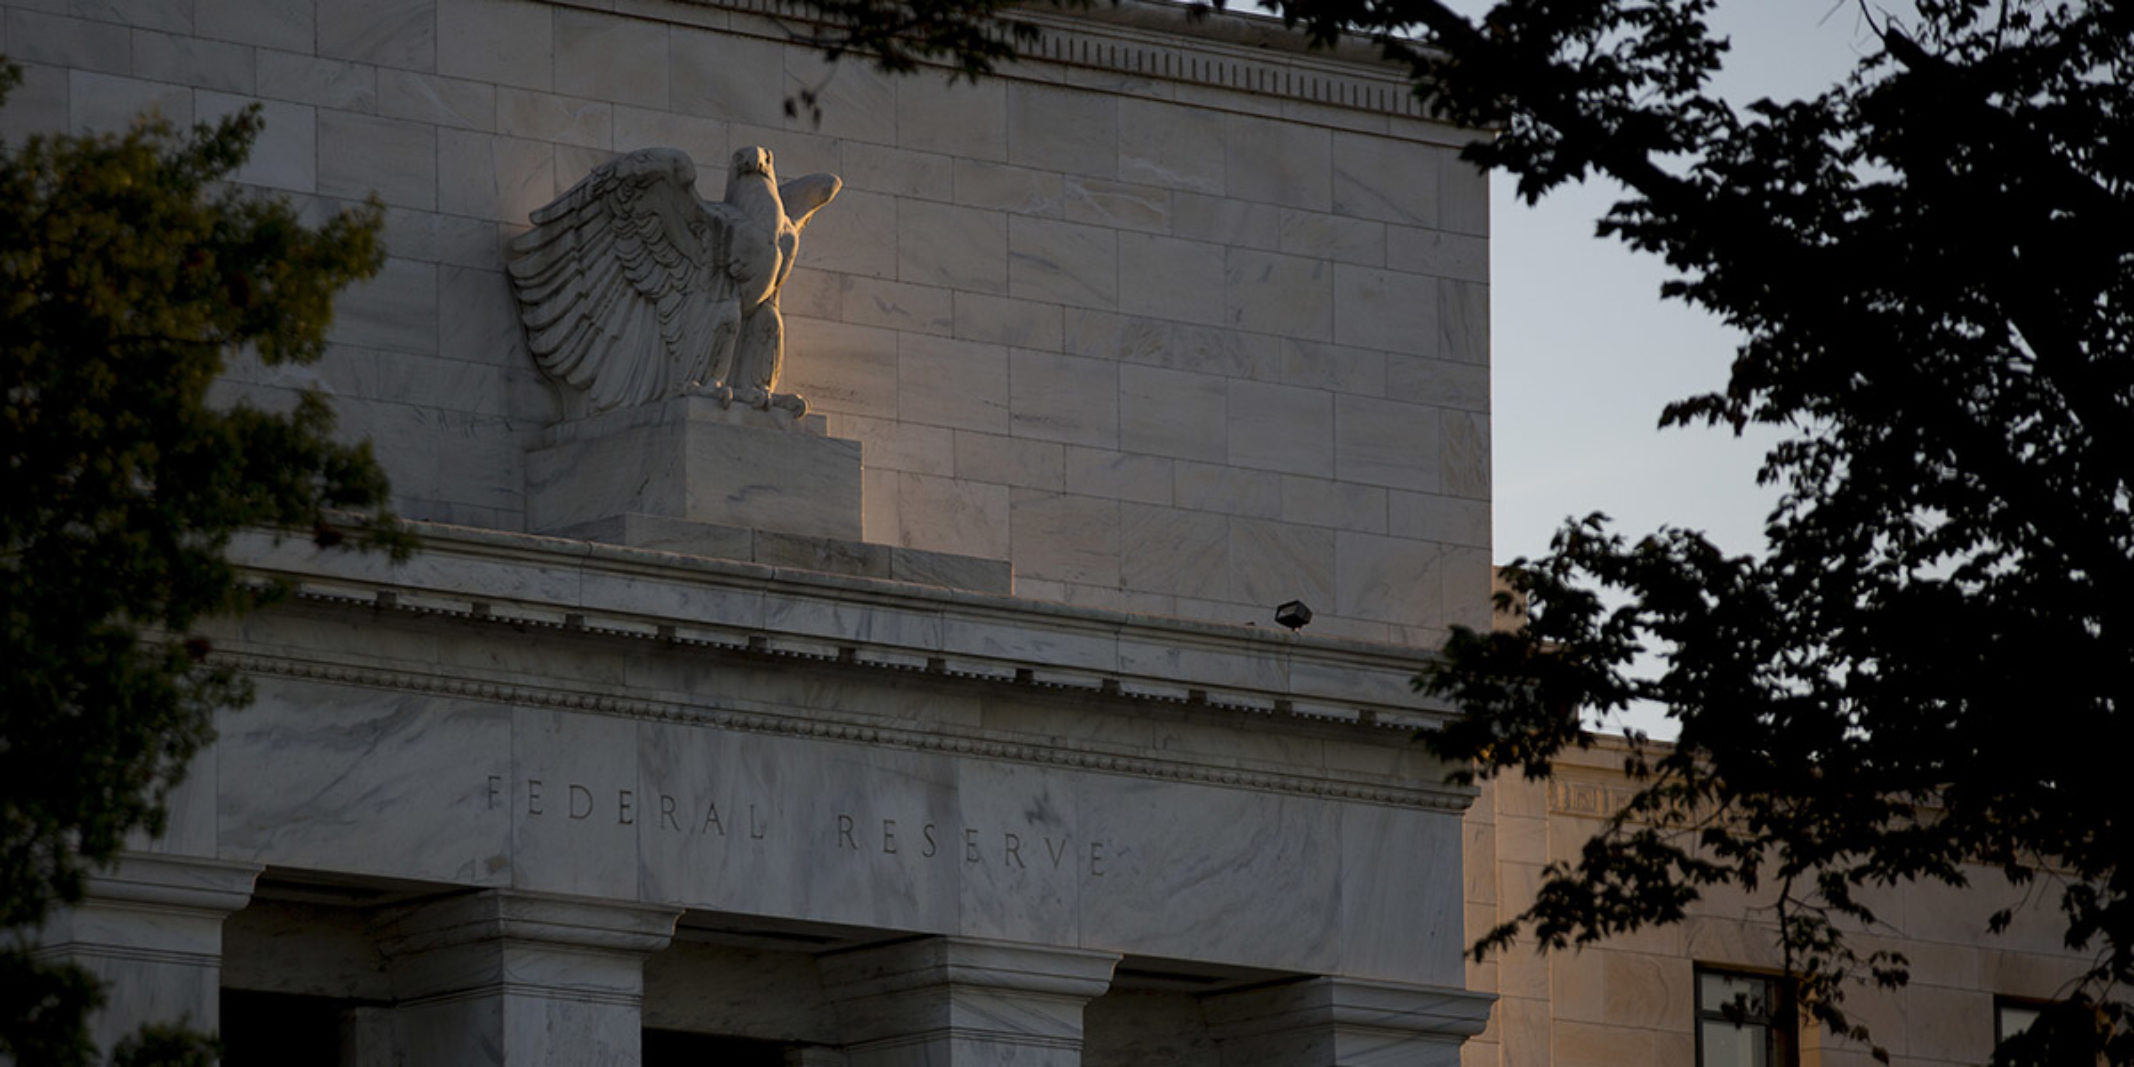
[{"x1": 731, "y1": 145, "x2": 775, "y2": 182}]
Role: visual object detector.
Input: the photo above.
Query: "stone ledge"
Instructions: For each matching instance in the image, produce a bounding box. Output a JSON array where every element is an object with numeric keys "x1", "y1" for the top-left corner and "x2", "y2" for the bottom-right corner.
[
  {"x1": 548, "y1": 513, "x2": 1012, "y2": 595},
  {"x1": 374, "y1": 890, "x2": 682, "y2": 1009},
  {"x1": 821, "y1": 937, "x2": 1122, "y2": 1054},
  {"x1": 376, "y1": 890, "x2": 682, "y2": 958},
  {"x1": 1204, "y1": 976, "x2": 1495, "y2": 1064},
  {"x1": 819, "y1": 937, "x2": 1121, "y2": 1002},
  {"x1": 555, "y1": 0, "x2": 1455, "y2": 131},
  {"x1": 219, "y1": 649, "x2": 1465, "y2": 812},
  {"x1": 228, "y1": 520, "x2": 1456, "y2": 727},
  {"x1": 34, "y1": 853, "x2": 264, "y2": 968},
  {"x1": 74, "y1": 853, "x2": 264, "y2": 918},
  {"x1": 538, "y1": 396, "x2": 830, "y2": 446}
]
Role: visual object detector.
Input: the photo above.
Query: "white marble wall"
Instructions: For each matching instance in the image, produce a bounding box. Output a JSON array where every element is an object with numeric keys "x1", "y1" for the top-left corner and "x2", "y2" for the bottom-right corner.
[
  {"x1": 820, "y1": 937, "x2": 1120, "y2": 1066},
  {"x1": 213, "y1": 678, "x2": 1466, "y2": 988},
  {"x1": 35, "y1": 854, "x2": 263, "y2": 1059},
  {"x1": 161, "y1": 521, "x2": 1489, "y2": 1060},
  {"x1": 0, "y1": 0, "x2": 1490, "y2": 647},
  {"x1": 373, "y1": 890, "x2": 682, "y2": 1067}
]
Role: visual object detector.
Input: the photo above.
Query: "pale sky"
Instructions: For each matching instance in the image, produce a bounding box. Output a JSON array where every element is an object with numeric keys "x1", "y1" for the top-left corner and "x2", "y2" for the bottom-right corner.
[
  {"x1": 1489, "y1": 0, "x2": 1895, "y2": 564},
  {"x1": 1477, "y1": 2, "x2": 1903, "y2": 735}
]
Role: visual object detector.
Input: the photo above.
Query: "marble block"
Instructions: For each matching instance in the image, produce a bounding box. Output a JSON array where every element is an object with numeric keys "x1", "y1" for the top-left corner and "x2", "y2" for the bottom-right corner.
[
  {"x1": 549, "y1": 513, "x2": 760, "y2": 559},
  {"x1": 35, "y1": 852, "x2": 263, "y2": 1057},
  {"x1": 822, "y1": 937, "x2": 1121, "y2": 1067},
  {"x1": 1204, "y1": 977, "x2": 1493, "y2": 1067},
  {"x1": 542, "y1": 514, "x2": 1012, "y2": 593},
  {"x1": 376, "y1": 890, "x2": 682, "y2": 1067},
  {"x1": 527, "y1": 396, "x2": 864, "y2": 542}
]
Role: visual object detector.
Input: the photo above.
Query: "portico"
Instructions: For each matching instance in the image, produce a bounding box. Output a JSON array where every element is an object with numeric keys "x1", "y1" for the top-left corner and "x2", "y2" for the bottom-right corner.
[{"x1": 155, "y1": 522, "x2": 1491, "y2": 1064}]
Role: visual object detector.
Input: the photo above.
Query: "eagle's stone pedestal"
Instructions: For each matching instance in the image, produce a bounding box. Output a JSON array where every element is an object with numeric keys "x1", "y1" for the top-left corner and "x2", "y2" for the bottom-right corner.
[
  {"x1": 526, "y1": 396, "x2": 863, "y2": 543},
  {"x1": 525, "y1": 395, "x2": 1013, "y2": 593}
]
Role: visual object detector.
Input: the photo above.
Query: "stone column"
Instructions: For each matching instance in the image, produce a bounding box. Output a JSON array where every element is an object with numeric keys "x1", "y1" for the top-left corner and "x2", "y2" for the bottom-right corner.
[
  {"x1": 34, "y1": 852, "x2": 263, "y2": 1056},
  {"x1": 1203, "y1": 977, "x2": 1494, "y2": 1067},
  {"x1": 376, "y1": 890, "x2": 682, "y2": 1067},
  {"x1": 821, "y1": 937, "x2": 1120, "y2": 1066}
]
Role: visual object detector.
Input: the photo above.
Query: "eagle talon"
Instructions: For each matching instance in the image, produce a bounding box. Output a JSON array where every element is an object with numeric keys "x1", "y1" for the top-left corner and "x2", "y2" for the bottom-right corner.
[{"x1": 688, "y1": 382, "x2": 736, "y2": 407}]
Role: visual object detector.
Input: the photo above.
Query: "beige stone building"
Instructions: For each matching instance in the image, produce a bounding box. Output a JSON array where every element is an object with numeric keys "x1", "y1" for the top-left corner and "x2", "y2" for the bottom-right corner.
[{"x1": 1459, "y1": 734, "x2": 2097, "y2": 1067}]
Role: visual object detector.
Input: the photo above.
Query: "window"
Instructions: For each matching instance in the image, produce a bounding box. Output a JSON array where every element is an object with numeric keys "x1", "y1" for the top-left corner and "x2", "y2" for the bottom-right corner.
[
  {"x1": 1695, "y1": 968, "x2": 1798, "y2": 1067},
  {"x1": 1995, "y1": 997, "x2": 2045, "y2": 1047}
]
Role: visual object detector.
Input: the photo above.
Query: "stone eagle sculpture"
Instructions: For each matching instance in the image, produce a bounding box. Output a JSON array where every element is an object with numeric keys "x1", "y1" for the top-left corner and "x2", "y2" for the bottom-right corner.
[{"x1": 507, "y1": 146, "x2": 841, "y2": 418}]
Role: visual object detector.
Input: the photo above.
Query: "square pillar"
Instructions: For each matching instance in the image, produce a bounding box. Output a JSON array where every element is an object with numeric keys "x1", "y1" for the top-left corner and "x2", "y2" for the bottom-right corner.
[
  {"x1": 376, "y1": 890, "x2": 682, "y2": 1067},
  {"x1": 34, "y1": 852, "x2": 263, "y2": 1056},
  {"x1": 1204, "y1": 977, "x2": 1494, "y2": 1067},
  {"x1": 821, "y1": 937, "x2": 1120, "y2": 1067}
]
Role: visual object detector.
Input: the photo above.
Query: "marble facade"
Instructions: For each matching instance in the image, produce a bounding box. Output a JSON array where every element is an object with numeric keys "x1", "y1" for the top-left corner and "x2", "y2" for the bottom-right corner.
[
  {"x1": 102, "y1": 521, "x2": 1489, "y2": 1065},
  {"x1": 13, "y1": 0, "x2": 1498, "y2": 1061},
  {"x1": 0, "y1": 0, "x2": 1491, "y2": 646}
]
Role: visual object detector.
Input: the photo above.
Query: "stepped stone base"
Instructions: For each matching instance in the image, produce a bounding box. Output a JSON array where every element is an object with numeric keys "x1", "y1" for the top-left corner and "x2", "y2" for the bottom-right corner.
[
  {"x1": 550, "y1": 513, "x2": 1011, "y2": 594},
  {"x1": 527, "y1": 396, "x2": 1008, "y2": 593},
  {"x1": 527, "y1": 397, "x2": 862, "y2": 542}
]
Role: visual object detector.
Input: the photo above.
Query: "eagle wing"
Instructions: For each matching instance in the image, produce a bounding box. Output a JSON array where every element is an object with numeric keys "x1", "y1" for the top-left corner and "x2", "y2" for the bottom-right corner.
[
  {"x1": 508, "y1": 148, "x2": 737, "y2": 414},
  {"x1": 779, "y1": 172, "x2": 842, "y2": 234}
]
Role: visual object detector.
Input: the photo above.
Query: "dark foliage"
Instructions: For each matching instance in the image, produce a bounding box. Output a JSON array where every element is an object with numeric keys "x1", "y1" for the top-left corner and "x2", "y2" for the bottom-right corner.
[
  {"x1": 776, "y1": 0, "x2": 2130, "y2": 1060},
  {"x1": 1, "y1": 67, "x2": 404, "y2": 1062},
  {"x1": 1399, "y1": 3, "x2": 2132, "y2": 1063}
]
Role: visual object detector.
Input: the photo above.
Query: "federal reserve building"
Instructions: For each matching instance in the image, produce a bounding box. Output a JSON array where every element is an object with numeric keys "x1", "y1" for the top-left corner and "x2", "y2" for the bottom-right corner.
[
  {"x1": 9, "y1": 0, "x2": 1497, "y2": 1062},
  {"x1": 14, "y1": 0, "x2": 2113, "y2": 1063}
]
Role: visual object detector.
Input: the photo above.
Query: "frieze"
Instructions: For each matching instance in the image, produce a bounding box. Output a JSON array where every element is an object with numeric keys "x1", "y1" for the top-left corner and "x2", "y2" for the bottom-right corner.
[
  {"x1": 268, "y1": 576, "x2": 1446, "y2": 732},
  {"x1": 225, "y1": 524, "x2": 1452, "y2": 734},
  {"x1": 491, "y1": 774, "x2": 1112, "y2": 877},
  {"x1": 223, "y1": 651, "x2": 1467, "y2": 812}
]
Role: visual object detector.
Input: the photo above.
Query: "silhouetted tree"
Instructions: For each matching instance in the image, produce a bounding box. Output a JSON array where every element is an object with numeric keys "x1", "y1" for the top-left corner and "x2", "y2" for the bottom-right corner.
[
  {"x1": 791, "y1": 0, "x2": 2130, "y2": 1061},
  {"x1": 1393, "y1": 3, "x2": 2130, "y2": 1064},
  {"x1": 1, "y1": 68, "x2": 404, "y2": 1063}
]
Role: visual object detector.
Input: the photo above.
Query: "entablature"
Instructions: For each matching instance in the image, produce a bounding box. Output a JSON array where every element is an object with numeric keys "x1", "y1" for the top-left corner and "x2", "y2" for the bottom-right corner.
[{"x1": 221, "y1": 522, "x2": 1472, "y2": 812}]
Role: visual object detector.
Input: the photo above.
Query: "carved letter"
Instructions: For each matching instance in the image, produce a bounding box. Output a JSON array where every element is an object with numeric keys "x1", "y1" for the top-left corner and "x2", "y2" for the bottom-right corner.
[
  {"x1": 1044, "y1": 836, "x2": 1070, "y2": 869},
  {"x1": 922, "y1": 823, "x2": 938, "y2": 858},
  {"x1": 837, "y1": 814, "x2": 858, "y2": 850},
  {"x1": 527, "y1": 779, "x2": 544, "y2": 816},
  {"x1": 487, "y1": 775, "x2": 502, "y2": 810},
  {"x1": 1004, "y1": 832, "x2": 1025, "y2": 869},
  {"x1": 704, "y1": 802, "x2": 727, "y2": 836},
  {"x1": 1089, "y1": 841, "x2": 1105, "y2": 877},
  {"x1": 569, "y1": 784, "x2": 593, "y2": 820},
  {"x1": 660, "y1": 794, "x2": 680, "y2": 831},
  {"x1": 617, "y1": 790, "x2": 634, "y2": 826},
  {"x1": 965, "y1": 828, "x2": 981, "y2": 864},
  {"x1": 750, "y1": 804, "x2": 768, "y2": 840},
  {"x1": 882, "y1": 819, "x2": 897, "y2": 854}
]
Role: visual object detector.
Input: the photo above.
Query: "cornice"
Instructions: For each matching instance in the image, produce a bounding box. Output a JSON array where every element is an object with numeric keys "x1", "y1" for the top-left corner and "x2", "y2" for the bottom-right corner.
[
  {"x1": 1012, "y1": 1, "x2": 1432, "y2": 118},
  {"x1": 222, "y1": 649, "x2": 1467, "y2": 812},
  {"x1": 577, "y1": 0, "x2": 1447, "y2": 128},
  {"x1": 229, "y1": 522, "x2": 1452, "y2": 723},
  {"x1": 221, "y1": 522, "x2": 1472, "y2": 812}
]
